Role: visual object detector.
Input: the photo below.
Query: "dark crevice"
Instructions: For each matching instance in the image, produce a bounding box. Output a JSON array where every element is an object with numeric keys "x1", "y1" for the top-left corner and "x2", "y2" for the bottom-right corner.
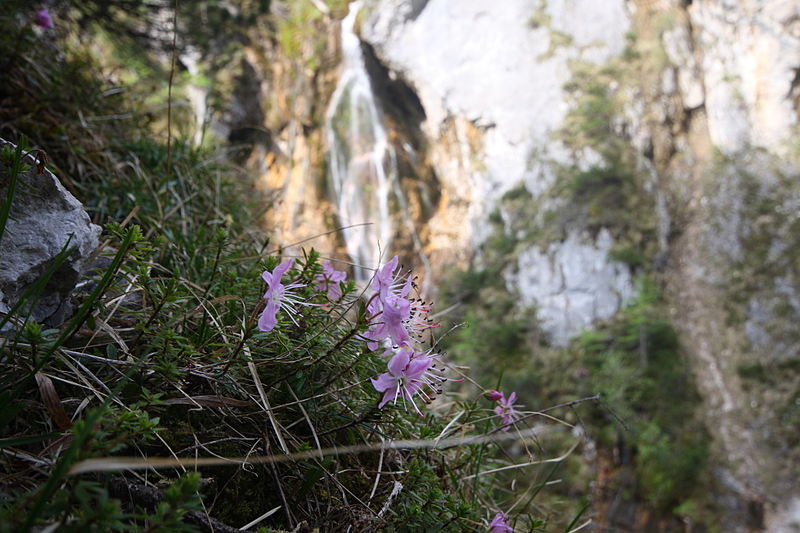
[
  {"x1": 358, "y1": 38, "x2": 441, "y2": 254},
  {"x1": 360, "y1": 41, "x2": 426, "y2": 146},
  {"x1": 406, "y1": 0, "x2": 429, "y2": 21},
  {"x1": 791, "y1": 67, "x2": 800, "y2": 117},
  {"x1": 226, "y1": 57, "x2": 269, "y2": 161}
]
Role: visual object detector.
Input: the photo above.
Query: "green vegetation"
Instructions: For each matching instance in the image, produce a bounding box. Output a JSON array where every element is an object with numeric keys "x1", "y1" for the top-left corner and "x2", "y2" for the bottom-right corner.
[
  {"x1": 276, "y1": 0, "x2": 350, "y2": 69},
  {"x1": 438, "y1": 19, "x2": 714, "y2": 525},
  {"x1": 554, "y1": 62, "x2": 658, "y2": 263},
  {"x1": 573, "y1": 282, "x2": 709, "y2": 511},
  {"x1": 442, "y1": 244, "x2": 712, "y2": 522},
  {"x1": 0, "y1": 3, "x2": 581, "y2": 531}
]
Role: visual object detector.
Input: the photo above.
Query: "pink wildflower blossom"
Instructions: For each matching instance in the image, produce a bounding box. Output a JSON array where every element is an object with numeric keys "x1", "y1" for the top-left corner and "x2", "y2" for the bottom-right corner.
[
  {"x1": 485, "y1": 390, "x2": 503, "y2": 402},
  {"x1": 489, "y1": 512, "x2": 514, "y2": 533},
  {"x1": 370, "y1": 347, "x2": 449, "y2": 415},
  {"x1": 258, "y1": 259, "x2": 306, "y2": 333},
  {"x1": 363, "y1": 256, "x2": 437, "y2": 350},
  {"x1": 493, "y1": 391, "x2": 523, "y2": 431},
  {"x1": 314, "y1": 261, "x2": 347, "y2": 301},
  {"x1": 34, "y1": 9, "x2": 54, "y2": 29}
]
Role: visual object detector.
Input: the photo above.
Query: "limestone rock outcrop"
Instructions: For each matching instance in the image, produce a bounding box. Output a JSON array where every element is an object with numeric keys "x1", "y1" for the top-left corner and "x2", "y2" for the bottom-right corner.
[
  {"x1": 0, "y1": 139, "x2": 101, "y2": 326},
  {"x1": 362, "y1": 0, "x2": 635, "y2": 340}
]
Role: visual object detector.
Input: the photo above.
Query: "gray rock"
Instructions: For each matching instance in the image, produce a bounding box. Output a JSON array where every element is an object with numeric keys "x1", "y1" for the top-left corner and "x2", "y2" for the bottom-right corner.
[
  {"x1": 506, "y1": 229, "x2": 634, "y2": 347},
  {"x1": 690, "y1": 0, "x2": 800, "y2": 155},
  {"x1": 0, "y1": 139, "x2": 101, "y2": 327}
]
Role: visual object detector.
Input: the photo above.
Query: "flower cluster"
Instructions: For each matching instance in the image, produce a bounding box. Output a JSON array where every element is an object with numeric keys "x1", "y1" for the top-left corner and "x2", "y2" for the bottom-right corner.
[
  {"x1": 314, "y1": 261, "x2": 347, "y2": 301},
  {"x1": 365, "y1": 256, "x2": 456, "y2": 414},
  {"x1": 257, "y1": 259, "x2": 348, "y2": 334},
  {"x1": 486, "y1": 390, "x2": 523, "y2": 431},
  {"x1": 255, "y1": 255, "x2": 453, "y2": 414},
  {"x1": 254, "y1": 256, "x2": 521, "y2": 526},
  {"x1": 370, "y1": 347, "x2": 448, "y2": 414},
  {"x1": 362, "y1": 256, "x2": 436, "y2": 350}
]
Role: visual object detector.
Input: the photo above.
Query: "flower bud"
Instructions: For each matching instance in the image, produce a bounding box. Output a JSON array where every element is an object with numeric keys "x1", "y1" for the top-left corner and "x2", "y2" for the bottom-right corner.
[{"x1": 485, "y1": 390, "x2": 503, "y2": 402}]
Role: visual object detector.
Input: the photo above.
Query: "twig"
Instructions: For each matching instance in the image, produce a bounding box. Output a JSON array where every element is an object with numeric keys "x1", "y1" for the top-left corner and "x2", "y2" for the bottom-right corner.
[
  {"x1": 248, "y1": 358, "x2": 289, "y2": 454},
  {"x1": 165, "y1": 0, "x2": 178, "y2": 169},
  {"x1": 496, "y1": 394, "x2": 602, "y2": 433},
  {"x1": 461, "y1": 439, "x2": 579, "y2": 480},
  {"x1": 69, "y1": 425, "x2": 553, "y2": 475},
  {"x1": 240, "y1": 506, "x2": 281, "y2": 531},
  {"x1": 377, "y1": 481, "x2": 403, "y2": 518}
]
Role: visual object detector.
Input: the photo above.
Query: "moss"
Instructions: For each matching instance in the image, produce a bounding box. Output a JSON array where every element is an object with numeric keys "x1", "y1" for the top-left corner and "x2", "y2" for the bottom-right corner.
[
  {"x1": 527, "y1": 11, "x2": 551, "y2": 30},
  {"x1": 520, "y1": 43, "x2": 662, "y2": 260},
  {"x1": 608, "y1": 245, "x2": 646, "y2": 268},
  {"x1": 538, "y1": 30, "x2": 574, "y2": 61},
  {"x1": 737, "y1": 363, "x2": 769, "y2": 382},
  {"x1": 276, "y1": 0, "x2": 347, "y2": 68}
]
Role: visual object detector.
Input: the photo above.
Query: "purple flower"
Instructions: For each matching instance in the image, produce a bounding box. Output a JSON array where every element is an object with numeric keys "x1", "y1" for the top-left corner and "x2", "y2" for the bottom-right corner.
[
  {"x1": 371, "y1": 348, "x2": 447, "y2": 415},
  {"x1": 370, "y1": 255, "x2": 409, "y2": 295},
  {"x1": 314, "y1": 261, "x2": 347, "y2": 301},
  {"x1": 258, "y1": 259, "x2": 306, "y2": 333},
  {"x1": 363, "y1": 256, "x2": 437, "y2": 350},
  {"x1": 493, "y1": 392, "x2": 523, "y2": 431},
  {"x1": 34, "y1": 9, "x2": 54, "y2": 30},
  {"x1": 489, "y1": 512, "x2": 514, "y2": 533}
]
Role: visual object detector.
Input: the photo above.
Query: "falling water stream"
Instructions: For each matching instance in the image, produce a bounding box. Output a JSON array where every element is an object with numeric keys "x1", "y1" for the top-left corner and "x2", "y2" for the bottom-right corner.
[{"x1": 325, "y1": 0, "x2": 396, "y2": 283}]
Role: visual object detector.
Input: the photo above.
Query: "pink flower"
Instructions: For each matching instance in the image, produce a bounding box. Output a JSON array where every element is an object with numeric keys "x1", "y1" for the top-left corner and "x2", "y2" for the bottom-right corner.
[
  {"x1": 34, "y1": 9, "x2": 54, "y2": 30},
  {"x1": 314, "y1": 261, "x2": 347, "y2": 301},
  {"x1": 258, "y1": 259, "x2": 306, "y2": 333},
  {"x1": 485, "y1": 390, "x2": 503, "y2": 402},
  {"x1": 493, "y1": 392, "x2": 523, "y2": 431},
  {"x1": 371, "y1": 348, "x2": 447, "y2": 415},
  {"x1": 363, "y1": 256, "x2": 437, "y2": 350},
  {"x1": 489, "y1": 512, "x2": 514, "y2": 533},
  {"x1": 370, "y1": 256, "x2": 409, "y2": 295}
]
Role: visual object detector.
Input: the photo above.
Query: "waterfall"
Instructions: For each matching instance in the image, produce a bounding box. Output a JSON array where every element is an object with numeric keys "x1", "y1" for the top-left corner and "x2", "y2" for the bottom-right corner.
[{"x1": 325, "y1": 0, "x2": 396, "y2": 283}]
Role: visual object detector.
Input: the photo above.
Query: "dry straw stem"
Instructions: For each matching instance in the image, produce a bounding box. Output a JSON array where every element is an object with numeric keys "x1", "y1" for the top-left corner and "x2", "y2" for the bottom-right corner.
[
  {"x1": 69, "y1": 425, "x2": 573, "y2": 475},
  {"x1": 461, "y1": 439, "x2": 580, "y2": 480}
]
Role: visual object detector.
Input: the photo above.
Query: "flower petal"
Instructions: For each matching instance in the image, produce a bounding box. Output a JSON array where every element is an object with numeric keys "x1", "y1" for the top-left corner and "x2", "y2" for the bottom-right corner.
[
  {"x1": 405, "y1": 356, "x2": 432, "y2": 379},
  {"x1": 258, "y1": 302, "x2": 279, "y2": 333},
  {"x1": 272, "y1": 259, "x2": 294, "y2": 281},
  {"x1": 371, "y1": 372, "x2": 397, "y2": 392},
  {"x1": 387, "y1": 350, "x2": 410, "y2": 376},
  {"x1": 378, "y1": 387, "x2": 397, "y2": 408}
]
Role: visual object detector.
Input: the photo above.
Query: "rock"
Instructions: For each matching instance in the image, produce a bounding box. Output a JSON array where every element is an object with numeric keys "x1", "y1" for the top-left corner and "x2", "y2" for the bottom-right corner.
[
  {"x1": 690, "y1": 0, "x2": 800, "y2": 155},
  {"x1": 363, "y1": 0, "x2": 630, "y2": 212},
  {"x1": 362, "y1": 0, "x2": 634, "y2": 337},
  {"x1": 0, "y1": 139, "x2": 101, "y2": 327},
  {"x1": 661, "y1": 23, "x2": 705, "y2": 110},
  {"x1": 506, "y1": 229, "x2": 634, "y2": 347}
]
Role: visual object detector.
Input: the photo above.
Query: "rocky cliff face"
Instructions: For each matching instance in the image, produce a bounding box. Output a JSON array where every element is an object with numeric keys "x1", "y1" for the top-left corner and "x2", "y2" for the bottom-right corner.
[
  {"x1": 240, "y1": 0, "x2": 800, "y2": 529},
  {"x1": 362, "y1": 0, "x2": 638, "y2": 343},
  {"x1": 357, "y1": 0, "x2": 799, "y2": 530}
]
